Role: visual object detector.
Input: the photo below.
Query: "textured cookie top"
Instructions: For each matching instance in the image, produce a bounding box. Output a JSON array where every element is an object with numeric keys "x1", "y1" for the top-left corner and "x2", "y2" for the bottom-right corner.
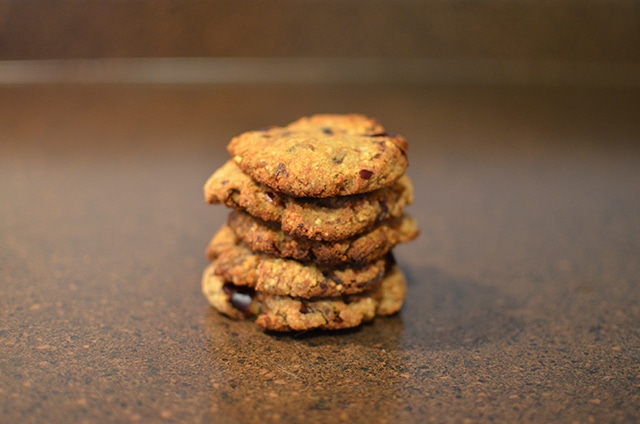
[
  {"x1": 227, "y1": 114, "x2": 409, "y2": 198},
  {"x1": 204, "y1": 160, "x2": 414, "y2": 241}
]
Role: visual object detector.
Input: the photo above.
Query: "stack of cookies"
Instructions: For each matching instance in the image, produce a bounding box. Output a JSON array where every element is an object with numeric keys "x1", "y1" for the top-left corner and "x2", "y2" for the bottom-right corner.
[{"x1": 201, "y1": 114, "x2": 418, "y2": 332}]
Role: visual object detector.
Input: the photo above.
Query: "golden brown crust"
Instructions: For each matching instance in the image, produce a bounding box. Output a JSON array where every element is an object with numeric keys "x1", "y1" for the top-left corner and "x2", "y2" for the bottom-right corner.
[{"x1": 226, "y1": 114, "x2": 408, "y2": 198}]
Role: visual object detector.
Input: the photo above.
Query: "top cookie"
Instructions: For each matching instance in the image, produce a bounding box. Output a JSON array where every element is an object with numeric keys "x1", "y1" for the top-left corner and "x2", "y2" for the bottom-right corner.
[{"x1": 227, "y1": 114, "x2": 409, "y2": 198}]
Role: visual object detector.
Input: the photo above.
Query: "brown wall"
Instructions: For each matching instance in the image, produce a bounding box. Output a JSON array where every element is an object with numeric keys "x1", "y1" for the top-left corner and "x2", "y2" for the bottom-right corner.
[{"x1": 1, "y1": 0, "x2": 639, "y2": 64}]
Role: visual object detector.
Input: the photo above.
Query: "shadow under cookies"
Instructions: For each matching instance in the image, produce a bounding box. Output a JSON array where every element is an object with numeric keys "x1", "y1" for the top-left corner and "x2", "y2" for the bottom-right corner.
[{"x1": 399, "y1": 264, "x2": 525, "y2": 351}]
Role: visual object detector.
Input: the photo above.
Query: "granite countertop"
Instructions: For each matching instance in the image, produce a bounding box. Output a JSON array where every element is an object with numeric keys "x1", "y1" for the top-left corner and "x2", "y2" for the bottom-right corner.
[{"x1": 1, "y1": 84, "x2": 639, "y2": 423}]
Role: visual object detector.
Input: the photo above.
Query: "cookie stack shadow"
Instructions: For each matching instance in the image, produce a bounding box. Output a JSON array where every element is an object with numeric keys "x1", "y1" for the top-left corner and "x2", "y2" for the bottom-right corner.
[{"x1": 201, "y1": 114, "x2": 418, "y2": 332}]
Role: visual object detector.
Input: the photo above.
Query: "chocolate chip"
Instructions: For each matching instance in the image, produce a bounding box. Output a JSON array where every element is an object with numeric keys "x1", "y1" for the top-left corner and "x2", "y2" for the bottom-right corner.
[
  {"x1": 221, "y1": 179, "x2": 229, "y2": 186},
  {"x1": 332, "y1": 156, "x2": 344, "y2": 164},
  {"x1": 230, "y1": 293, "x2": 253, "y2": 313},
  {"x1": 321, "y1": 127, "x2": 334, "y2": 135},
  {"x1": 222, "y1": 283, "x2": 255, "y2": 314},
  {"x1": 299, "y1": 302, "x2": 310, "y2": 314},
  {"x1": 359, "y1": 169, "x2": 373, "y2": 180}
]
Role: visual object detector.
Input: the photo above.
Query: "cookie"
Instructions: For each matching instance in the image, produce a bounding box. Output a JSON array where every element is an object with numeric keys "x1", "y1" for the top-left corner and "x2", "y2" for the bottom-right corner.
[
  {"x1": 206, "y1": 225, "x2": 387, "y2": 298},
  {"x1": 227, "y1": 114, "x2": 409, "y2": 198},
  {"x1": 227, "y1": 210, "x2": 419, "y2": 266},
  {"x1": 201, "y1": 264, "x2": 261, "y2": 321},
  {"x1": 204, "y1": 160, "x2": 414, "y2": 241},
  {"x1": 202, "y1": 263, "x2": 407, "y2": 332}
]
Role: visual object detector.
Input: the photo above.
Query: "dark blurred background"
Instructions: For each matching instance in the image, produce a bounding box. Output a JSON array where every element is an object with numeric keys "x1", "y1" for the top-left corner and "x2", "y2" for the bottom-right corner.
[{"x1": 1, "y1": 0, "x2": 639, "y2": 86}]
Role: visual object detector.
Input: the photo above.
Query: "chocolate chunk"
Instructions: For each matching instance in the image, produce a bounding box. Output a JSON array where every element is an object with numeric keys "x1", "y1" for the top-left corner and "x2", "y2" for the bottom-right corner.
[
  {"x1": 230, "y1": 292, "x2": 253, "y2": 313},
  {"x1": 299, "y1": 302, "x2": 310, "y2": 314},
  {"x1": 359, "y1": 169, "x2": 373, "y2": 180},
  {"x1": 321, "y1": 127, "x2": 334, "y2": 135},
  {"x1": 222, "y1": 283, "x2": 255, "y2": 314}
]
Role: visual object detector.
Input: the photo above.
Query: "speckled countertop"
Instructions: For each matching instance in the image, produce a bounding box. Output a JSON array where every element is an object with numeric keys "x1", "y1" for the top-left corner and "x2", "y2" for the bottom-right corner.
[{"x1": 1, "y1": 84, "x2": 639, "y2": 423}]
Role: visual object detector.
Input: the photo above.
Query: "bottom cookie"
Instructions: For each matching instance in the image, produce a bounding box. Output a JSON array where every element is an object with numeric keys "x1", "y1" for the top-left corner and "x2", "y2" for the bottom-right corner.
[{"x1": 202, "y1": 263, "x2": 407, "y2": 332}]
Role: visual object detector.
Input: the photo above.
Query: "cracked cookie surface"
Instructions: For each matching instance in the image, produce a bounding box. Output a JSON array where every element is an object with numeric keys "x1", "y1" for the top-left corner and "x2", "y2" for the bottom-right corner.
[
  {"x1": 226, "y1": 114, "x2": 409, "y2": 198},
  {"x1": 227, "y1": 210, "x2": 419, "y2": 266},
  {"x1": 204, "y1": 160, "x2": 413, "y2": 241}
]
